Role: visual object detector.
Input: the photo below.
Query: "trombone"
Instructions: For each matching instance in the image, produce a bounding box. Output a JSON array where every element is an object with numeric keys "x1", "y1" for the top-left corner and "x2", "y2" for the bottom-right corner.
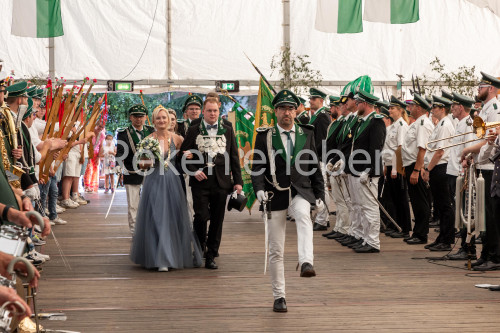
[{"x1": 426, "y1": 116, "x2": 500, "y2": 152}]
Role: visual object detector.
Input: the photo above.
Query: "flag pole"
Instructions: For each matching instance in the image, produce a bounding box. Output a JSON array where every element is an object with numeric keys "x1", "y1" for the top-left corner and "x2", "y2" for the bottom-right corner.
[{"x1": 243, "y1": 52, "x2": 277, "y2": 95}]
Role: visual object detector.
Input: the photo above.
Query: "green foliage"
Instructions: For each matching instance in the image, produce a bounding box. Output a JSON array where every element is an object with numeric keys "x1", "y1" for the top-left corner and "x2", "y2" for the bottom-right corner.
[
  {"x1": 415, "y1": 57, "x2": 478, "y2": 97},
  {"x1": 270, "y1": 47, "x2": 323, "y2": 96}
]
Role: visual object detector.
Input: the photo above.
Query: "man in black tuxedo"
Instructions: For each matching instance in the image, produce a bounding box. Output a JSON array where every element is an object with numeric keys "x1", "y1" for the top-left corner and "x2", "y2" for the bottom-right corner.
[
  {"x1": 251, "y1": 89, "x2": 325, "y2": 313},
  {"x1": 179, "y1": 97, "x2": 242, "y2": 270}
]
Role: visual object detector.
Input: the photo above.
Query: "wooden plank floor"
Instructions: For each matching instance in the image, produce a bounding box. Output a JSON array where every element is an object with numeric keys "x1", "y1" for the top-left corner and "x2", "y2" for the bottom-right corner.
[{"x1": 35, "y1": 189, "x2": 500, "y2": 332}]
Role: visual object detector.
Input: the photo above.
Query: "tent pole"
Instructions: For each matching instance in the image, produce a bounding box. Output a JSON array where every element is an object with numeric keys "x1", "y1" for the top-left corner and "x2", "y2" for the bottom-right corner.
[
  {"x1": 49, "y1": 37, "x2": 55, "y2": 79},
  {"x1": 167, "y1": 0, "x2": 172, "y2": 82},
  {"x1": 282, "y1": 0, "x2": 290, "y2": 89}
]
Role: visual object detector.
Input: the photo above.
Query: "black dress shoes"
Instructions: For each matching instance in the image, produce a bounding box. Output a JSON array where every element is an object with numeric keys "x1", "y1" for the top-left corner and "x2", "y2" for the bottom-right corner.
[
  {"x1": 322, "y1": 230, "x2": 336, "y2": 237},
  {"x1": 466, "y1": 258, "x2": 485, "y2": 267},
  {"x1": 313, "y1": 223, "x2": 328, "y2": 231},
  {"x1": 342, "y1": 237, "x2": 359, "y2": 247},
  {"x1": 300, "y1": 262, "x2": 316, "y2": 277},
  {"x1": 390, "y1": 232, "x2": 410, "y2": 239},
  {"x1": 348, "y1": 239, "x2": 364, "y2": 248},
  {"x1": 428, "y1": 243, "x2": 452, "y2": 252},
  {"x1": 473, "y1": 261, "x2": 500, "y2": 271},
  {"x1": 488, "y1": 285, "x2": 500, "y2": 291},
  {"x1": 329, "y1": 233, "x2": 346, "y2": 240},
  {"x1": 447, "y1": 248, "x2": 471, "y2": 260},
  {"x1": 273, "y1": 297, "x2": 287, "y2": 312},
  {"x1": 205, "y1": 258, "x2": 218, "y2": 269},
  {"x1": 354, "y1": 244, "x2": 380, "y2": 253},
  {"x1": 406, "y1": 237, "x2": 427, "y2": 245},
  {"x1": 424, "y1": 241, "x2": 438, "y2": 249}
]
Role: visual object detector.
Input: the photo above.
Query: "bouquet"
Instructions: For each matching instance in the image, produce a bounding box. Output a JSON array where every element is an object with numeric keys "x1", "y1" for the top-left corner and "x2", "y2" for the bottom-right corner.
[{"x1": 136, "y1": 137, "x2": 161, "y2": 170}]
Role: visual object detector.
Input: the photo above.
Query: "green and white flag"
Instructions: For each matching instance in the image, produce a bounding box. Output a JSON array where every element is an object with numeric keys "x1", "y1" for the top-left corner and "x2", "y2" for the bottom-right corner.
[
  {"x1": 364, "y1": 0, "x2": 419, "y2": 24},
  {"x1": 233, "y1": 102, "x2": 256, "y2": 212},
  {"x1": 12, "y1": 0, "x2": 64, "y2": 38},
  {"x1": 315, "y1": 0, "x2": 363, "y2": 34}
]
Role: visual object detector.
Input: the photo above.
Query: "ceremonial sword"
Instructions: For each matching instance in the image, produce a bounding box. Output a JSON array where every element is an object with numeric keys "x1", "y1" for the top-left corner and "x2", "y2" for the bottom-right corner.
[{"x1": 363, "y1": 181, "x2": 402, "y2": 232}]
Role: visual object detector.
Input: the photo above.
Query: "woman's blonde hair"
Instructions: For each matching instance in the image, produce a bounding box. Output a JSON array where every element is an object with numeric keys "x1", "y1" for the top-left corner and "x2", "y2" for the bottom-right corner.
[
  {"x1": 393, "y1": 105, "x2": 409, "y2": 124},
  {"x1": 152, "y1": 105, "x2": 171, "y2": 127}
]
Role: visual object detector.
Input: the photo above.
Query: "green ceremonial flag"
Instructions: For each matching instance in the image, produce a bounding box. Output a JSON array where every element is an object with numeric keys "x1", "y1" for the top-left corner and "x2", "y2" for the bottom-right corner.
[
  {"x1": 233, "y1": 102, "x2": 256, "y2": 211},
  {"x1": 11, "y1": 0, "x2": 64, "y2": 38},
  {"x1": 364, "y1": 0, "x2": 419, "y2": 24},
  {"x1": 251, "y1": 77, "x2": 275, "y2": 149},
  {"x1": 315, "y1": 0, "x2": 363, "y2": 34}
]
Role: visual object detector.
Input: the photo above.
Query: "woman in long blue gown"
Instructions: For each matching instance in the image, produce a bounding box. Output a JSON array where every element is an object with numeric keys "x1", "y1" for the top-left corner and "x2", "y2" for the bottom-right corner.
[{"x1": 130, "y1": 107, "x2": 202, "y2": 271}]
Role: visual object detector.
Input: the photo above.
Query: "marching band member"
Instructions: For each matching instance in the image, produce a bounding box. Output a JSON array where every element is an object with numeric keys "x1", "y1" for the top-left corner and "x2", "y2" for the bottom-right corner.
[
  {"x1": 402, "y1": 94, "x2": 434, "y2": 245},
  {"x1": 422, "y1": 96, "x2": 456, "y2": 251}
]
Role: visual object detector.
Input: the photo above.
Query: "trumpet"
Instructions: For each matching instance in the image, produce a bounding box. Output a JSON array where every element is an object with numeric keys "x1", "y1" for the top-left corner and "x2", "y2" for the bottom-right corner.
[{"x1": 426, "y1": 116, "x2": 500, "y2": 152}]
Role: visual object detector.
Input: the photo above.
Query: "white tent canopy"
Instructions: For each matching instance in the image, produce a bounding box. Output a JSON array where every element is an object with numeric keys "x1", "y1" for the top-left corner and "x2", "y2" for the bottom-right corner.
[{"x1": 1, "y1": 0, "x2": 500, "y2": 87}]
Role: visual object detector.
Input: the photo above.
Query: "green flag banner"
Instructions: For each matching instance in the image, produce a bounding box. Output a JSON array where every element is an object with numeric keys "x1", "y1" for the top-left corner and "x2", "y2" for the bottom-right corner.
[
  {"x1": 251, "y1": 77, "x2": 275, "y2": 150},
  {"x1": 233, "y1": 102, "x2": 256, "y2": 211}
]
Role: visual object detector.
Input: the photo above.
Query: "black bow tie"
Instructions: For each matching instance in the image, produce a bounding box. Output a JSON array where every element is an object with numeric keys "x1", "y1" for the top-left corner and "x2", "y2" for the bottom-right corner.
[{"x1": 207, "y1": 124, "x2": 218, "y2": 130}]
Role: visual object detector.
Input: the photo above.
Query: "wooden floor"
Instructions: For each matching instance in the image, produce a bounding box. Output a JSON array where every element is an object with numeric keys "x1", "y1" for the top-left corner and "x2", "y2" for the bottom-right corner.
[{"x1": 36, "y1": 189, "x2": 500, "y2": 332}]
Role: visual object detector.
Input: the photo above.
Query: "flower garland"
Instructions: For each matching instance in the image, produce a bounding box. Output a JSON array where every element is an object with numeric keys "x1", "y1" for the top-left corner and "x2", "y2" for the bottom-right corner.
[{"x1": 196, "y1": 135, "x2": 226, "y2": 158}]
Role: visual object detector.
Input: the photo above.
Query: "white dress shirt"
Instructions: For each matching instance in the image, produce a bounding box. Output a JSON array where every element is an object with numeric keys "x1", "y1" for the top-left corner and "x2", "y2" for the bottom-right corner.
[
  {"x1": 402, "y1": 114, "x2": 434, "y2": 167},
  {"x1": 446, "y1": 116, "x2": 474, "y2": 176},
  {"x1": 203, "y1": 120, "x2": 218, "y2": 137},
  {"x1": 424, "y1": 116, "x2": 456, "y2": 166},
  {"x1": 382, "y1": 118, "x2": 409, "y2": 167},
  {"x1": 276, "y1": 124, "x2": 296, "y2": 156}
]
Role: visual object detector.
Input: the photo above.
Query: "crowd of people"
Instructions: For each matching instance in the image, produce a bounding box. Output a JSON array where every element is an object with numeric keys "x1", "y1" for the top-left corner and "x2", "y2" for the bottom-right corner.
[{"x1": 1, "y1": 70, "x2": 500, "y2": 318}]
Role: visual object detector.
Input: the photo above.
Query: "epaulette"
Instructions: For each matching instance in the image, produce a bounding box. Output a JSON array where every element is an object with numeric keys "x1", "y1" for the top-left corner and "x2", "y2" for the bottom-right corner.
[
  {"x1": 373, "y1": 114, "x2": 384, "y2": 119},
  {"x1": 256, "y1": 126, "x2": 272, "y2": 133},
  {"x1": 145, "y1": 125, "x2": 155, "y2": 130},
  {"x1": 297, "y1": 123, "x2": 315, "y2": 130},
  {"x1": 494, "y1": 103, "x2": 497, "y2": 110},
  {"x1": 399, "y1": 120, "x2": 403, "y2": 126},
  {"x1": 117, "y1": 127, "x2": 127, "y2": 132},
  {"x1": 420, "y1": 119, "x2": 424, "y2": 125}
]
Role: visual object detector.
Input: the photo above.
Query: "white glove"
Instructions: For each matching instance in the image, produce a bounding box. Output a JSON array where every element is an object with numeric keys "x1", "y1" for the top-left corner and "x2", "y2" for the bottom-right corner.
[
  {"x1": 256, "y1": 190, "x2": 268, "y2": 203},
  {"x1": 315, "y1": 198, "x2": 325, "y2": 212},
  {"x1": 33, "y1": 184, "x2": 41, "y2": 200},
  {"x1": 333, "y1": 159, "x2": 344, "y2": 172},
  {"x1": 359, "y1": 172, "x2": 369, "y2": 185},
  {"x1": 23, "y1": 186, "x2": 38, "y2": 201},
  {"x1": 326, "y1": 162, "x2": 334, "y2": 172}
]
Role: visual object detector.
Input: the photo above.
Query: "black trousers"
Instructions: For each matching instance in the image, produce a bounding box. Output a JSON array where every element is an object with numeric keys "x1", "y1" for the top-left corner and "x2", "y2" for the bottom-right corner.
[
  {"x1": 383, "y1": 166, "x2": 412, "y2": 233},
  {"x1": 429, "y1": 164, "x2": 455, "y2": 244},
  {"x1": 192, "y1": 175, "x2": 229, "y2": 259},
  {"x1": 479, "y1": 171, "x2": 500, "y2": 262},
  {"x1": 405, "y1": 163, "x2": 431, "y2": 241}
]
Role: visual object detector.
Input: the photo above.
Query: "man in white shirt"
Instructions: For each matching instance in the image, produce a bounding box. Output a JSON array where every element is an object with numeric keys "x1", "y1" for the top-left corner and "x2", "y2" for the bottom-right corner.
[
  {"x1": 422, "y1": 96, "x2": 456, "y2": 251},
  {"x1": 401, "y1": 94, "x2": 434, "y2": 245},
  {"x1": 461, "y1": 72, "x2": 500, "y2": 271},
  {"x1": 446, "y1": 93, "x2": 476, "y2": 260}
]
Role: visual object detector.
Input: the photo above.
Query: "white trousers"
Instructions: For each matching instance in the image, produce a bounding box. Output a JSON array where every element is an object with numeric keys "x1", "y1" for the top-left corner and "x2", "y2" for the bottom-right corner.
[
  {"x1": 347, "y1": 175, "x2": 362, "y2": 239},
  {"x1": 314, "y1": 162, "x2": 330, "y2": 226},
  {"x1": 330, "y1": 175, "x2": 351, "y2": 234},
  {"x1": 125, "y1": 184, "x2": 141, "y2": 234},
  {"x1": 349, "y1": 175, "x2": 381, "y2": 249},
  {"x1": 268, "y1": 195, "x2": 313, "y2": 299}
]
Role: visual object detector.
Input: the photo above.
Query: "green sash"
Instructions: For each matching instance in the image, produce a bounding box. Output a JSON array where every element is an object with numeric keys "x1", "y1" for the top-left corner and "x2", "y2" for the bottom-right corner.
[
  {"x1": 326, "y1": 116, "x2": 344, "y2": 140},
  {"x1": 309, "y1": 107, "x2": 327, "y2": 125},
  {"x1": 353, "y1": 112, "x2": 376, "y2": 141}
]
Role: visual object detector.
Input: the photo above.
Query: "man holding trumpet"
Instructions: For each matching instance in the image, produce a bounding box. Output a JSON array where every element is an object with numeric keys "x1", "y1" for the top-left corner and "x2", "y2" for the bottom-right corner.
[{"x1": 460, "y1": 72, "x2": 500, "y2": 271}]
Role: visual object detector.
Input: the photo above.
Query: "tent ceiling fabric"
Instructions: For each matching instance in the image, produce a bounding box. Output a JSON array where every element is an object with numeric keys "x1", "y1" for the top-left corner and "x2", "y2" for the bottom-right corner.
[{"x1": 1, "y1": 0, "x2": 500, "y2": 82}]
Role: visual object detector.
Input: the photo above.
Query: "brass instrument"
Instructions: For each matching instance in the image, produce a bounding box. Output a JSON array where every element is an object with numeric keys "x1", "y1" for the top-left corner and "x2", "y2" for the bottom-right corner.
[
  {"x1": 426, "y1": 116, "x2": 500, "y2": 152},
  {"x1": 0, "y1": 128, "x2": 24, "y2": 189}
]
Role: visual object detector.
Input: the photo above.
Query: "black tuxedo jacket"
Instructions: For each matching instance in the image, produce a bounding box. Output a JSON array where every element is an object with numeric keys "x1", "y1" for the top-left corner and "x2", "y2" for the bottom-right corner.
[
  {"x1": 329, "y1": 117, "x2": 360, "y2": 175},
  {"x1": 116, "y1": 125, "x2": 155, "y2": 185},
  {"x1": 324, "y1": 118, "x2": 345, "y2": 163},
  {"x1": 251, "y1": 124, "x2": 325, "y2": 211},
  {"x1": 310, "y1": 110, "x2": 331, "y2": 161},
  {"x1": 179, "y1": 122, "x2": 242, "y2": 191},
  {"x1": 351, "y1": 115, "x2": 386, "y2": 177}
]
